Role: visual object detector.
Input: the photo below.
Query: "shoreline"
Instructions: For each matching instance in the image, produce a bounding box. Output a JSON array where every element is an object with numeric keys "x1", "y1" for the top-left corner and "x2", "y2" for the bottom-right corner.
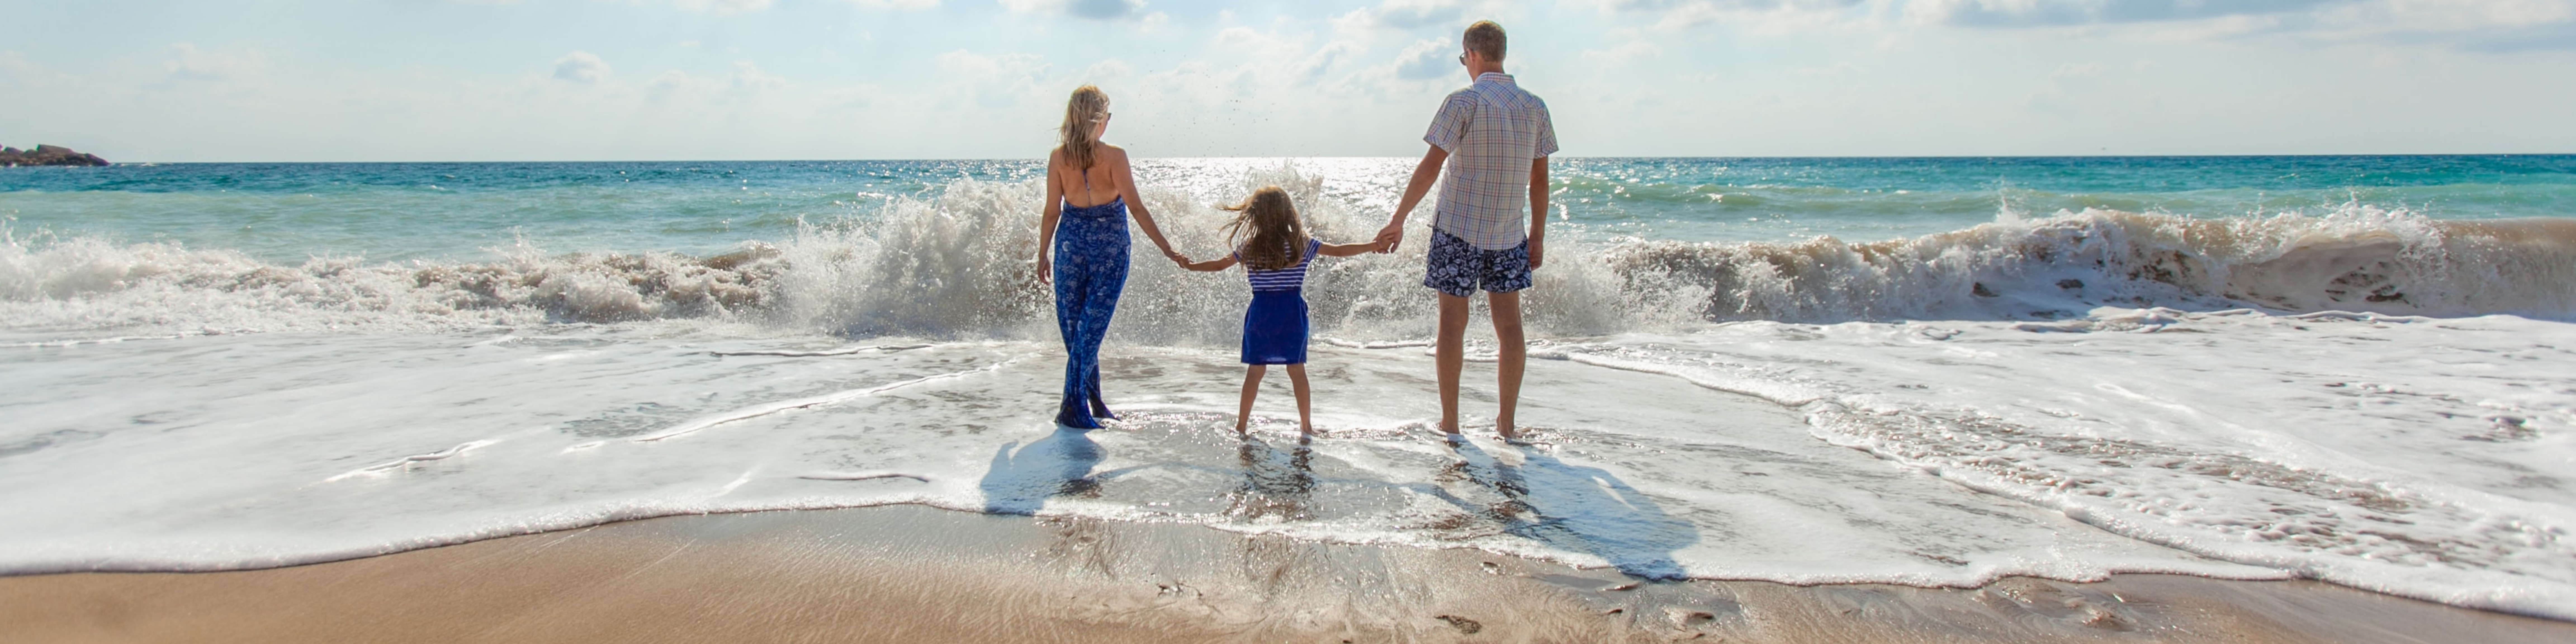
[{"x1": 6, "y1": 504, "x2": 2570, "y2": 643}]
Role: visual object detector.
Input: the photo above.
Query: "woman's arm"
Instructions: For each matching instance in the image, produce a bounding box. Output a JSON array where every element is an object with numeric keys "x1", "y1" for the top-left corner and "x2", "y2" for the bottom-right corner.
[
  {"x1": 1037, "y1": 151, "x2": 1063, "y2": 284},
  {"x1": 1107, "y1": 147, "x2": 1187, "y2": 266},
  {"x1": 1180, "y1": 255, "x2": 1237, "y2": 272}
]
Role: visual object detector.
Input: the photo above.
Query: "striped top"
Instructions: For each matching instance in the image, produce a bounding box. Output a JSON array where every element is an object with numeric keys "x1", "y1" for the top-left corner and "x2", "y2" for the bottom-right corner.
[
  {"x1": 1238, "y1": 238, "x2": 1323, "y2": 293},
  {"x1": 1424, "y1": 72, "x2": 1558, "y2": 250}
]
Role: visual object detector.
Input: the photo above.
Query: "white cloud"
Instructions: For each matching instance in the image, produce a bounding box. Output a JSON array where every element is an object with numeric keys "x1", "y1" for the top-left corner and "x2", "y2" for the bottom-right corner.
[
  {"x1": 999, "y1": 0, "x2": 1148, "y2": 20},
  {"x1": 551, "y1": 51, "x2": 611, "y2": 83},
  {"x1": 1591, "y1": 0, "x2": 1870, "y2": 29},
  {"x1": 1083, "y1": 58, "x2": 1135, "y2": 82},
  {"x1": 1337, "y1": 0, "x2": 1482, "y2": 30},
  {"x1": 2024, "y1": 61, "x2": 2109, "y2": 112},
  {"x1": 164, "y1": 43, "x2": 268, "y2": 81},
  {"x1": 731, "y1": 61, "x2": 787, "y2": 92},
  {"x1": 674, "y1": 0, "x2": 775, "y2": 15},
  {"x1": 1580, "y1": 33, "x2": 1663, "y2": 66},
  {"x1": 1897, "y1": 0, "x2": 2576, "y2": 48},
  {"x1": 845, "y1": 0, "x2": 940, "y2": 7},
  {"x1": 1393, "y1": 39, "x2": 1458, "y2": 80},
  {"x1": 2307, "y1": 0, "x2": 2576, "y2": 46},
  {"x1": 936, "y1": 49, "x2": 1052, "y2": 109},
  {"x1": 1903, "y1": 0, "x2": 2334, "y2": 28},
  {"x1": 0, "y1": 50, "x2": 42, "y2": 85},
  {"x1": 644, "y1": 69, "x2": 700, "y2": 99},
  {"x1": 1296, "y1": 41, "x2": 1364, "y2": 80}
]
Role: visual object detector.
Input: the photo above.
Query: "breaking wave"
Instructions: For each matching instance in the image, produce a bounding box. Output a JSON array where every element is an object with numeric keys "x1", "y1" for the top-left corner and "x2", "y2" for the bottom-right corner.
[{"x1": 5, "y1": 171, "x2": 2572, "y2": 339}]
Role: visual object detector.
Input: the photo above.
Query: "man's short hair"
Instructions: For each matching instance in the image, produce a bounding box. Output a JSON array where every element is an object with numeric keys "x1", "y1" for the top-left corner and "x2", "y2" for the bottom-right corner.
[{"x1": 1465, "y1": 20, "x2": 1505, "y2": 63}]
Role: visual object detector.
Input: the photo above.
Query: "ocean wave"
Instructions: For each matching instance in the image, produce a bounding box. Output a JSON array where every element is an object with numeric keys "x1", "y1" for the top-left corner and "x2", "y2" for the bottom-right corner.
[{"x1": 5, "y1": 172, "x2": 2572, "y2": 338}]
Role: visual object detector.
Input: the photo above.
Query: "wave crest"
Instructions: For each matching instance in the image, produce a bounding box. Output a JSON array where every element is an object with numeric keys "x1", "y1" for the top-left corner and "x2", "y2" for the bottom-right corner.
[{"x1": 5, "y1": 175, "x2": 2572, "y2": 338}]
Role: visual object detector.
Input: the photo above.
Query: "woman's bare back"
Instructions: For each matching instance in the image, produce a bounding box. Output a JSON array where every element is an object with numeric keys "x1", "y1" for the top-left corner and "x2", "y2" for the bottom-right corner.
[{"x1": 1055, "y1": 145, "x2": 1125, "y2": 208}]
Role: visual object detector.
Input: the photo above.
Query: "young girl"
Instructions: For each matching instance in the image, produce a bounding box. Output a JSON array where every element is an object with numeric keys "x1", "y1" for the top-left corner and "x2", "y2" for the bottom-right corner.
[{"x1": 1180, "y1": 186, "x2": 1384, "y2": 436}]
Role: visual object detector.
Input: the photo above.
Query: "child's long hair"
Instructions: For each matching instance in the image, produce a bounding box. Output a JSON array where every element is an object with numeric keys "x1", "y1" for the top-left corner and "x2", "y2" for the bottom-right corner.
[
  {"x1": 1221, "y1": 186, "x2": 1307, "y2": 271},
  {"x1": 1057, "y1": 86, "x2": 1110, "y2": 170}
]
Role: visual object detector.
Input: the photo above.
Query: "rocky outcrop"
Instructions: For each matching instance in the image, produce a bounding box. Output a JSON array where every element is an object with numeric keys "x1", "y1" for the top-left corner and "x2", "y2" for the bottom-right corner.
[{"x1": 1, "y1": 145, "x2": 110, "y2": 167}]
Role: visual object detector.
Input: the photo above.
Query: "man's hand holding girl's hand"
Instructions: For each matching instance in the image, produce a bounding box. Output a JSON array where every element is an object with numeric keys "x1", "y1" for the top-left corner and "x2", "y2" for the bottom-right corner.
[{"x1": 1374, "y1": 221, "x2": 1405, "y2": 253}]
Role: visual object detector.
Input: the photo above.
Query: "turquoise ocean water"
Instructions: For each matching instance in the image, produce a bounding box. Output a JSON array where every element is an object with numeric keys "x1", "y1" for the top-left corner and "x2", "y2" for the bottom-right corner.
[
  {"x1": 6, "y1": 155, "x2": 2569, "y2": 264},
  {"x1": 6, "y1": 156, "x2": 2576, "y2": 622}
]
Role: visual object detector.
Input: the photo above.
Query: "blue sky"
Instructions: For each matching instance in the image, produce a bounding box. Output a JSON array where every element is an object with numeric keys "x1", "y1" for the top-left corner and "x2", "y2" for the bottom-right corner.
[{"x1": 3, "y1": 0, "x2": 2572, "y2": 161}]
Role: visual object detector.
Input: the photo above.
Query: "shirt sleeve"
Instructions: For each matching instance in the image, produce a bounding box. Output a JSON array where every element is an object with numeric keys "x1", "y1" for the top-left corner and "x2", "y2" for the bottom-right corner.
[
  {"x1": 1532, "y1": 100, "x2": 1559, "y2": 159},
  {"x1": 1422, "y1": 91, "x2": 1474, "y2": 152}
]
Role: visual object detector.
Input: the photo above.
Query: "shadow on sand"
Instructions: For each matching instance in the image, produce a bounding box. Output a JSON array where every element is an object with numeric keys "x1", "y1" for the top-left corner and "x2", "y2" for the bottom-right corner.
[
  {"x1": 1440, "y1": 440, "x2": 1700, "y2": 581},
  {"x1": 976, "y1": 426, "x2": 1109, "y2": 515}
]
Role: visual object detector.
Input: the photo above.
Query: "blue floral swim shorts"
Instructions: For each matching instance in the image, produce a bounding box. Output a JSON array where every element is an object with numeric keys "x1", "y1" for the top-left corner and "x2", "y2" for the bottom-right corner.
[{"x1": 1423, "y1": 228, "x2": 1531, "y2": 297}]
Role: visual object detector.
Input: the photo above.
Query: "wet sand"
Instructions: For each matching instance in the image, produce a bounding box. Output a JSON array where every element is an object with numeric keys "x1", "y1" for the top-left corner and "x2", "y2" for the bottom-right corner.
[{"x1": 5, "y1": 504, "x2": 2571, "y2": 643}]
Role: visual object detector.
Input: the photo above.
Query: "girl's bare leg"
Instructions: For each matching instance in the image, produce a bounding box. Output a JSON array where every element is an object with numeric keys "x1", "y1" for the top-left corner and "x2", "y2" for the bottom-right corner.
[
  {"x1": 1236, "y1": 365, "x2": 1266, "y2": 434},
  {"x1": 1286, "y1": 364, "x2": 1313, "y2": 435}
]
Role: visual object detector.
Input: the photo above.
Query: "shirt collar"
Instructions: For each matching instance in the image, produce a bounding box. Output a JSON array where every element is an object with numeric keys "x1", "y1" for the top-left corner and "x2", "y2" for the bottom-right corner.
[{"x1": 1476, "y1": 72, "x2": 1514, "y2": 84}]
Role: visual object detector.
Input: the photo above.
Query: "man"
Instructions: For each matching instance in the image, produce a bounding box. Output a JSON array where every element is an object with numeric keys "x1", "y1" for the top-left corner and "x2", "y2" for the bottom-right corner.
[{"x1": 1375, "y1": 20, "x2": 1556, "y2": 440}]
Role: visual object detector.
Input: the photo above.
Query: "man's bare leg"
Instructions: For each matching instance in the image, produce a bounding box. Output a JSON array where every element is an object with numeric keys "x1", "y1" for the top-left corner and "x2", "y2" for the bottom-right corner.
[
  {"x1": 1436, "y1": 293, "x2": 1472, "y2": 435},
  {"x1": 1490, "y1": 291, "x2": 1525, "y2": 439}
]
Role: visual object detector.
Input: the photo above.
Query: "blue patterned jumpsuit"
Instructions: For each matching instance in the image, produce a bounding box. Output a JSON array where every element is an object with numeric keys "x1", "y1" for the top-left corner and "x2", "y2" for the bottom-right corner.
[{"x1": 1052, "y1": 193, "x2": 1129, "y2": 429}]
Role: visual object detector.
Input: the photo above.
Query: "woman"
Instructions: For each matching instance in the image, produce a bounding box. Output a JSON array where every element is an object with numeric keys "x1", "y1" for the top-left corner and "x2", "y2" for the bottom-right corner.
[{"x1": 1037, "y1": 85, "x2": 1183, "y2": 429}]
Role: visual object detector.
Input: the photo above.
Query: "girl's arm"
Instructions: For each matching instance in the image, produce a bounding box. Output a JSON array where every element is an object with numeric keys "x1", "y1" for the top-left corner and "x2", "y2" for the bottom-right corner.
[
  {"x1": 1037, "y1": 151, "x2": 1063, "y2": 284},
  {"x1": 1315, "y1": 239, "x2": 1388, "y2": 257},
  {"x1": 1107, "y1": 147, "x2": 1187, "y2": 266},
  {"x1": 1180, "y1": 255, "x2": 1237, "y2": 272}
]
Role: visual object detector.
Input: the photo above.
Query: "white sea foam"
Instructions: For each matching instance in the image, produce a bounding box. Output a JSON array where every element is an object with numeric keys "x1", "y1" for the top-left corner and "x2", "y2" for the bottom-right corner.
[
  {"x1": 4, "y1": 168, "x2": 2574, "y2": 621},
  {"x1": 11, "y1": 170, "x2": 2570, "y2": 339}
]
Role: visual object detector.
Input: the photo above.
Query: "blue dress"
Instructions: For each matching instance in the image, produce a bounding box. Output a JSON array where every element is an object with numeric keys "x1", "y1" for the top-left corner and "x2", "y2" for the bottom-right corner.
[
  {"x1": 1240, "y1": 238, "x2": 1322, "y2": 365},
  {"x1": 1053, "y1": 196, "x2": 1129, "y2": 428}
]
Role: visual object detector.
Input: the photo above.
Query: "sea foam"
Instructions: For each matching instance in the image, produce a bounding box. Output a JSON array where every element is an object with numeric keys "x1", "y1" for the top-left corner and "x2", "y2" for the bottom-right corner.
[
  {"x1": 4, "y1": 163, "x2": 2575, "y2": 622},
  {"x1": 7, "y1": 172, "x2": 2572, "y2": 339}
]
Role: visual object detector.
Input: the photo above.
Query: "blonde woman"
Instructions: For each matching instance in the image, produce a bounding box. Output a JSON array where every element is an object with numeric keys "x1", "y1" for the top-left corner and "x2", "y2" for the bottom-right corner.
[{"x1": 1037, "y1": 85, "x2": 1183, "y2": 429}]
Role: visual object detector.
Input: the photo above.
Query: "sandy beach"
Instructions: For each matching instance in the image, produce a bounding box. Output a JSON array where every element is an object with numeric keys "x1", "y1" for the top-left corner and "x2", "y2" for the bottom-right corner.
[{"x1": 7, "y1": 504, "x2": 2570, "y2": 644}]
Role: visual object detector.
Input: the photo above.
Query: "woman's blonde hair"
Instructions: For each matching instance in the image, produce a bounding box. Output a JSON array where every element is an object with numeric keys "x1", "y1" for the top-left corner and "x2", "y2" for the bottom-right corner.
[
  {"x1": 1222, "y1": 186, "x2": 1307, "y2": 271},
  {"x1": 1058, "y1": 85, "x2": 1111, "y2": 171}
]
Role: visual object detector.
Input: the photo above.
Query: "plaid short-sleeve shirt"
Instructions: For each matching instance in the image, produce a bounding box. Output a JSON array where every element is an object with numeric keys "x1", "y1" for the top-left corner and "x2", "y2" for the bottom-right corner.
[{"x1": 1424, "y1": 72, "x2": 1558, "y2": 251}]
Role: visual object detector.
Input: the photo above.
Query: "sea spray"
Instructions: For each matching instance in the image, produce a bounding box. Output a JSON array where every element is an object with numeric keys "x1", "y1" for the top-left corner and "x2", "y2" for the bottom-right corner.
[{"x1": 8, "y1": 179, "x2": 2574, "y2": 338}]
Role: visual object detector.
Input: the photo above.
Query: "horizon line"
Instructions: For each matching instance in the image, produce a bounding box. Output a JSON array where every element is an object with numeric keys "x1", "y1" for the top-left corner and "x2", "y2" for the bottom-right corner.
[{"x1": 39, "y1": 152, "x2": 2576, "y2": 165}]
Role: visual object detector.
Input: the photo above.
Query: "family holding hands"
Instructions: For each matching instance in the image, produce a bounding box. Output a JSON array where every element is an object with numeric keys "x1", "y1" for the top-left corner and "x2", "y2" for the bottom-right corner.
[{"x1": 1036, "y1": 21, "x2": 1555, "y2": 442}]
